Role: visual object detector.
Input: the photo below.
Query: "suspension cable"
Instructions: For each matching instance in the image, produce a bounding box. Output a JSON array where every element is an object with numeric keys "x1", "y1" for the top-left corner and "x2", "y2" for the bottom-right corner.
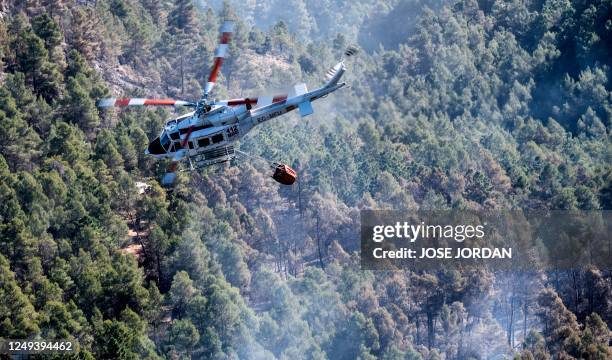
[{"x1": 235, "y1": 149, "x2": 278, "y2": 168}]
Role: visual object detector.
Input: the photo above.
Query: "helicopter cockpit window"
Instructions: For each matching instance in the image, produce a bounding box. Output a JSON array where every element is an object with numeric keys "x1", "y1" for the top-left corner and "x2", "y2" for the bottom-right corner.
[
  {"x1": 160, "y1": 133, "x2": 170, "y2": 151},
  {"x1": 169, "y1": 131, "x2": 180, "y2": 140}
]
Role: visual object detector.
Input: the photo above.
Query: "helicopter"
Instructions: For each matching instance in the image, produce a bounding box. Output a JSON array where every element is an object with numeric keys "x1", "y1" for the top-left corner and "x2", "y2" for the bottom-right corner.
[{"x1": 98, "y1": 21, "x2": 357, "y2": 186}]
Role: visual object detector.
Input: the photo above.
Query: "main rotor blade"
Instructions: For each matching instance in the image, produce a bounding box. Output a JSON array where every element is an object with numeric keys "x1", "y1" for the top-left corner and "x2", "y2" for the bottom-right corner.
[
  {"x1": 97, "y1": 98, "x2": 195, "y2": 108},
  {"x1": 214, "y1": 94, "x2": 288, "y2": 108},
  {"x1": 204, "y1": 21, "x2": 234, "y2": 97}
]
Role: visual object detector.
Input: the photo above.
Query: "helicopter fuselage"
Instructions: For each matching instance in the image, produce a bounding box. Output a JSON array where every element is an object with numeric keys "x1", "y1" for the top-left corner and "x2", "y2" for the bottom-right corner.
[{"x1": 145, "y1": 81, "x2": 346, "y2": 165}]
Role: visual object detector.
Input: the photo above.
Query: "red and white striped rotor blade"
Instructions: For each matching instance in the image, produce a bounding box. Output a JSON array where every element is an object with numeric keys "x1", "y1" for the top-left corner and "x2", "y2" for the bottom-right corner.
[
  {"x1": 204, "y1": 21, "x2": 234, "y2": 96},
  {"x1": 97, "y1": 98, "x2": 194, "y2": 108}
]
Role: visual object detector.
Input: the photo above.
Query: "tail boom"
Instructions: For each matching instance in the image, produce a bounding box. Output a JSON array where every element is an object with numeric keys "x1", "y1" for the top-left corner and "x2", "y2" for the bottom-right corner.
[{"x1": 239, "y1": 81, "x2": 345, "y2": 134}]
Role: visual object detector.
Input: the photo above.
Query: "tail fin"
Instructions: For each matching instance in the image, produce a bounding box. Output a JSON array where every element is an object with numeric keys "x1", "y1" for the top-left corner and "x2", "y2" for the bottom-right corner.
[
  {"x1": 325, "y1": 61, "x2": 346, "y2": 87},
  {"x1": 293, "y1": 83, "x2": 308, "y2": 96},
  {"x1": 293, "y1": 83, "x2": 313, "y2": 117},
  {"x1": 324, "y1": 45, "x2": 358, "y2": 87}
]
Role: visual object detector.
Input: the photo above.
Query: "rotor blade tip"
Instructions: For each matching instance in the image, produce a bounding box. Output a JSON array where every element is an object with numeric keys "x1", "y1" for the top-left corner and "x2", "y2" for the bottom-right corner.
[{"x1": 97, "y1": 98, "x2": 116, "y2": 107}]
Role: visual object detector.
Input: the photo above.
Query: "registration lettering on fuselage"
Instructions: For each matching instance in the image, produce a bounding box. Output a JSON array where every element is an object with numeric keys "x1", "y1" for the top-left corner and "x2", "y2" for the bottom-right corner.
[{"x1": 256, "y1": 110, "x2": 285, "y2": 123}]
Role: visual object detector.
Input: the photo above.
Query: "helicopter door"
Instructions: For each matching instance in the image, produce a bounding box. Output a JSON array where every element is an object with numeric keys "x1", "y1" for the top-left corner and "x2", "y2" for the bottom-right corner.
[
  {"x1": 170, "y1": 140, "x2": 185, "y2": 152},
  {"x1": 160, "y1": 133, "x2": 171, "y2": 152}
]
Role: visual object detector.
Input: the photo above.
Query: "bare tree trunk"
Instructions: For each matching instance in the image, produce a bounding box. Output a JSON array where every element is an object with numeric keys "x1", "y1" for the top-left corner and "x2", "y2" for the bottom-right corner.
[
  {"x1": 296, "y1": 180, "x2": 302, "y2": 255},
  {"x1": 129, "y1": 212, "x2": 148, "y2": 257},
  {"x1": 156, "y1": 250, "x2": 163, "y2": 287},
  {"x1": 180, "y1": 55, "x2": 184, "y2": 95},
  {"x1": 427, "y1": 312, "x2": 435, "y2": 349},
  {"x1": 523, "y1": 301, "x2": 528, "y2": 347},
  {"x1": 569, "y1": 270, "x2": 580, "y2": 317},
  {"x1": 275, "y1": 238, "x2": 282, "y2": 273},
  {"x1": 296, "y1": 180, "x2": 303, "y2": 275},
  {"x1": 315, "y1": 215, "x2": 325, "y2": 269},
  {"x1": 416, "y1": 315, "x2": 421, "y2": 345},
  {"x1": 283, "y1": 247, "x2": 288, "y2": 279},
  {"x1": 458, "y1": 315, "x2": 464, "y2": 358}
]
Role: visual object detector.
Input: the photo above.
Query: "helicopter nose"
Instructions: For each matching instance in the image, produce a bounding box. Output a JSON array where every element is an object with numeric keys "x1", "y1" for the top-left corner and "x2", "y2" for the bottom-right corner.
[{"x1": 147, "y1": 137, "x2": 164, "y2": 155}]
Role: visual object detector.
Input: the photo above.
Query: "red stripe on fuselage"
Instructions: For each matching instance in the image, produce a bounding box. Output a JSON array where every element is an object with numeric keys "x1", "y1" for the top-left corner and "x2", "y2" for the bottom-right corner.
[{"x1": 181, "y1": 126, "x2": 195, "y2": 147}]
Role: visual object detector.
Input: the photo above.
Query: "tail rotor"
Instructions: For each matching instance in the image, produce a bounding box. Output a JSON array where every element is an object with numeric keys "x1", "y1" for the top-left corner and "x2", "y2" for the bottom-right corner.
[
  {"x1": 325, "y1": 45, "x2": 359, "y2": 85},
  {"x1": 343, "y1": 45, "x2": 359, "y2": 59}
]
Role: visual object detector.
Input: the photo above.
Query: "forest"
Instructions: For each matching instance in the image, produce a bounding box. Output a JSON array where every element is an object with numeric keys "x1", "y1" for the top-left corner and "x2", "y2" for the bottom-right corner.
[{"x1": 0, "y1": 0, "x2": 610, "y2": 359}]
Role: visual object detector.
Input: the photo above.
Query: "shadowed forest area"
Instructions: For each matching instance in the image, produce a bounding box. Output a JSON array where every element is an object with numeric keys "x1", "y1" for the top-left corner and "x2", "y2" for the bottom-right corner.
[{"x1": 0, "y1": 0, "x2": 610, "y2": 359}]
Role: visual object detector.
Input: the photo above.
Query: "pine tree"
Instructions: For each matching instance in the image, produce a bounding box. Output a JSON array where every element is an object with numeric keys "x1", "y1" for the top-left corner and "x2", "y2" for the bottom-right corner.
[
  {"x1": 167, "y1": 0, "x2": 198, "y2": 36},
  {"x1": 5, "y1": 72, "x2": 39, "y2": 124},
  {"x1": 0, "y1": 88, "x2": 42, "y2": 170},
  {"x1": 67, "y1": 7, "x2": 100, "y2": 60},
  {"x1": 578, "y1": 313, "x2": 611, "y2": 358},
  {"x1": 143, "y1": 0, "x2": 166, "y2": 25},
  {"x1": 109, "y1": 0, "x2": 130, "y2": 18},
  {"x1": 169, "y1": 271, "x2": 197, "y2": 319},
  {"x1": 116, "y1": 132, "x2": 137, "y2": 171},
  {"x1": 40, "y1": 0, "x2": 70, "y2": 18},
  {"x1": 144, "y1": 282, "x2": 163, "y2": 342},
  {"x1": 95, "y1": 320, "x2": 138, "y2": 359},
  {"x1": 0, "y1": 254, "x2": 40, "y2": 337},
  {"x1": 535, "y1": 287, "x2": 581, "y2": 354},
  {"x1": 62, "y1": 75, "x2": 99, "y2": 132},
  {"x1": 32, "y1": 13, "x2": 62, "y2": 51},
  {"x1": 10, "y1": 27, "x2": 62, "y2": 101},
  {"x1": 166, "y1": 319, "x2": 200, "y2": 358},
  {"x1": 45, "y1": 122, "x2": 90, "y2": 163}
]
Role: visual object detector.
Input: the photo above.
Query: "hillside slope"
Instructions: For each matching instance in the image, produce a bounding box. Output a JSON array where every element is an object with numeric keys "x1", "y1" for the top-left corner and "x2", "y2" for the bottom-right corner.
[{"x1": 0, "y1": 1, "x2": 610, "y2": 359}]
